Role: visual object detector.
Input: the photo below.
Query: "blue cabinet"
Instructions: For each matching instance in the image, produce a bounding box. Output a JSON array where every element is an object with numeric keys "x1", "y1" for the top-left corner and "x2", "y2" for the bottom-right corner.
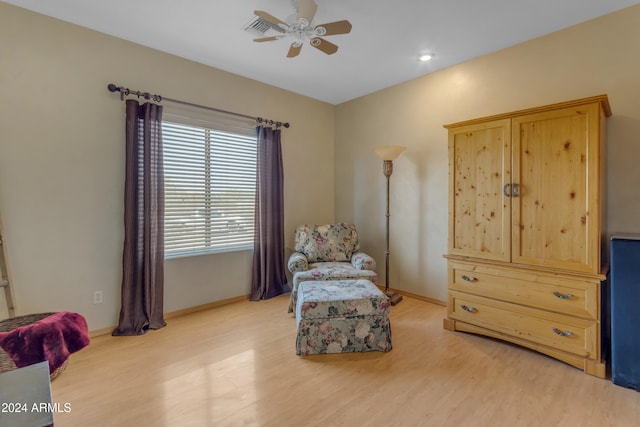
[{"x1": 611, "y1": 235, "x2": 640, "y2": 391}]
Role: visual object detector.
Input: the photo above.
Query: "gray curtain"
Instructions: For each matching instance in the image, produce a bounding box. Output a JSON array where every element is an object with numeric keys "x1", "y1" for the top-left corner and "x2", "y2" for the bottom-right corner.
[
  {"x1": 250, "y1": 126, "x2": 289, "y2": 300},
  {"x1": 113, "y1": 100, "x2": 166, "y2": 336}
]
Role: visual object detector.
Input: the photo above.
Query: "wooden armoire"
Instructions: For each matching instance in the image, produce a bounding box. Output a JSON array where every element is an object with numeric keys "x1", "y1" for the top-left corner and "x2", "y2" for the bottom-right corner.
[{"x1": 443, "y1": 95, "x2": 611, "y2": 377}]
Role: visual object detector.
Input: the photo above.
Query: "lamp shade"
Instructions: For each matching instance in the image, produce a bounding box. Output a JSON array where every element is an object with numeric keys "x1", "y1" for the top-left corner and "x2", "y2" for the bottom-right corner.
[{"x1": 371, "y1": 145, "x2": 406, "y2": 161}]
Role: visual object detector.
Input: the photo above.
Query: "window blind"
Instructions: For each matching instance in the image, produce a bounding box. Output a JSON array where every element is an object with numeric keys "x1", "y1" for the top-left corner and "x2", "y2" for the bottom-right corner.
[{"x1": 162, "y1": 119, "x2": 257, "y2": 258}]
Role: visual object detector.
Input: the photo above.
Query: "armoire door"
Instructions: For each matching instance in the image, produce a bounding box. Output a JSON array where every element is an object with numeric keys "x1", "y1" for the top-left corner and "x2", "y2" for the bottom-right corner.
[
  {"x1": 448, "y1": 119, "x2": 511, "y2": 262},
  {"x1": 511, "y1": 103, "x2": 603, "y2": 273}
]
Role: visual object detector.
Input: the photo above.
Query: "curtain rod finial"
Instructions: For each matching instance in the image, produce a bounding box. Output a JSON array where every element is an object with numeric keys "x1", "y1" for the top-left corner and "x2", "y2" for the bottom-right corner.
[{"x1": 107, "y1": 83, "x2": 120, "y2": 93}]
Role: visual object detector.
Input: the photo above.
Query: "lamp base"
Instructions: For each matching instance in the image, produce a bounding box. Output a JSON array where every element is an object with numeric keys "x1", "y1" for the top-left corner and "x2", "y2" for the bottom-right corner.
[{"x1": 385, "y1": 290, "x2": 403, "y2": 306}]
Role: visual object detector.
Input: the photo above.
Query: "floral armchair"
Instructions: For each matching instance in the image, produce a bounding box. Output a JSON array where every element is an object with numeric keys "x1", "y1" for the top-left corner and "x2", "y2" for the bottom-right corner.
[{"x1": 287, "y1": 223, "x2": 377, "y2": 312}]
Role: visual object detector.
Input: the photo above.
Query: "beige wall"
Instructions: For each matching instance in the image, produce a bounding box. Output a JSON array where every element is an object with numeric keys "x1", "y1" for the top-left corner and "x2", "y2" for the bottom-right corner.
[
  {"x1": 335, "y1": 5, "x2": 640, "y2": 303},
  {"x1": 2, "y1": 2, "x2": 639, "y2": 331},
  {"x1": 0, "y1": 3, "x2": 335, "y2": 331}
]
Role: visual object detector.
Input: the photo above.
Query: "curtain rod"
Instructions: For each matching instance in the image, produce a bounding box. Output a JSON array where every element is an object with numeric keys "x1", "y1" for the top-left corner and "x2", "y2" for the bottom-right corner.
[{"x1": 107, "y1": 83, "x2": 290, "y2": 129}]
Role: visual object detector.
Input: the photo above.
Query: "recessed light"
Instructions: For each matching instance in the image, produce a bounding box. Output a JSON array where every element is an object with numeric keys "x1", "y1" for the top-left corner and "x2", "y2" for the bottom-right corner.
[{"x1": 419, "y1": 53, "x2": 433, "y2": 62}]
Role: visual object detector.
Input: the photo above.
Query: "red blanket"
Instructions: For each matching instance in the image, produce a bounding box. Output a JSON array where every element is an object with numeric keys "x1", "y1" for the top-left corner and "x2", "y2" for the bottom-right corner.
[{"x1": 0, "y1": 312, "x2": 90, "y2": 373}]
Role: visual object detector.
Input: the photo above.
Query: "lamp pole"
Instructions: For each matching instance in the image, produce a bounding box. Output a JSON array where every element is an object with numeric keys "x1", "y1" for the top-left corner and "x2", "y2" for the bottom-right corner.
[
  {"x1": 371, "y1": 145, "x2": 406, "y2": 306},
  {"x1": 382, "y1": 159, "x2": 402, "y2": 305}
]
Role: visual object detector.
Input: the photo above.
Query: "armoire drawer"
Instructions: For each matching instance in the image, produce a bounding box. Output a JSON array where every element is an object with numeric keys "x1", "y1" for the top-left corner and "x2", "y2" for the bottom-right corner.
[
  {"x1": 448, "y1": 262, "x2": 598, "y2": 319},
  {"x1": 448, "y1": 291, "x2": 599, "y2": 358}
]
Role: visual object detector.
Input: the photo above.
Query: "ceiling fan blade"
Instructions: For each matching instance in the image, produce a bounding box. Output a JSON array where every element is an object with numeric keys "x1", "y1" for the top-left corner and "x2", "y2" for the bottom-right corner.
[
  {"x1": 310, "y1": 38, "x2": 339, "y2": 55},
  {"x1": 254, "y1": 36, "x2": 282, "y2": 42},
  {"x1": 254, "y1": 10, "x2": 287, "y2": 27},
  {"x1": 315, "y1": 20, "x2": 352, "y2": 36},
  {"x1": 287, "y1": 43, "x2": 303, "y2": 58},
  {"x1": 297, "y1": 0, "x2": 318, "y2": 24}
]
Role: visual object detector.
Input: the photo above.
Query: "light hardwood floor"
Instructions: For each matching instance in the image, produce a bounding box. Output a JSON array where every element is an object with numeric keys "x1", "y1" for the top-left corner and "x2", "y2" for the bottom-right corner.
[{"x1": 51, "y1": 295, "x2": 639, "y2": 427}]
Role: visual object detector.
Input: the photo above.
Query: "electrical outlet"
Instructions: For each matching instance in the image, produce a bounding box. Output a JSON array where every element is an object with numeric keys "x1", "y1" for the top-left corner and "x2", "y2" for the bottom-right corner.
[{"x1": 93, "y1": 290, "x2": 103, "y2": 304}]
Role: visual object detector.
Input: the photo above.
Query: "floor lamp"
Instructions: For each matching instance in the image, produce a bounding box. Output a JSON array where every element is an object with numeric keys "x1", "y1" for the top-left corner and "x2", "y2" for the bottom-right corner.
[{"x1": 371, "y1": 145, "x2": 406, "y2": 306}]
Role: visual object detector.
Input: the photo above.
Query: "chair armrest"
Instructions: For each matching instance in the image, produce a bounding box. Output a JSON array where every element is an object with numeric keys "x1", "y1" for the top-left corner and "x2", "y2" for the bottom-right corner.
[
  {"x1": 351, "y1": 252, "x2": 376, "y2": 270},
  {"x1": 288, "y1": 252, "x2": 309, "y2": 273}
]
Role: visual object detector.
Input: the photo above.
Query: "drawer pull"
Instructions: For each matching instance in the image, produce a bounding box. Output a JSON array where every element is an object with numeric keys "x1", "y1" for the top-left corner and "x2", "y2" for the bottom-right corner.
[
  {"x1": 552, "y1": 291, "x2": 573, "y2": 300},
  {"x1": 552, "y1": 327, "x2": 573, "y2": 337},
  {"x1": 461, "y1": 275, "x2": 477, "y2": 282},
  {"x1": 461, "y1": 304, "x2": 477, "y2": 313}
]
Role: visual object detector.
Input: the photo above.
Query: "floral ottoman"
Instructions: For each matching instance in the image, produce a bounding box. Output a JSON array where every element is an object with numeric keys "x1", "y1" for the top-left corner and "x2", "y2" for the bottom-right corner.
[{"x1": 295, "y1": 279, "x2": 392, "y2": 355}]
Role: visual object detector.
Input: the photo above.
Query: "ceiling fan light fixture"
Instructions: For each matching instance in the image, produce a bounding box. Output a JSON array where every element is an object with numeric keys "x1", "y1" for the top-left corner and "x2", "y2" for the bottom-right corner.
[{"x1": 419, "y1": 53, "x2": 434, "y2": 62}]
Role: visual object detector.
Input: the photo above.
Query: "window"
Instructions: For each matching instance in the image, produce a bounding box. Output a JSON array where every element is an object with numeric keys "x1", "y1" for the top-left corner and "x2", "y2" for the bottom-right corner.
[{"x1": 162, "y1": 115, "x2": 257, "y2": 258}]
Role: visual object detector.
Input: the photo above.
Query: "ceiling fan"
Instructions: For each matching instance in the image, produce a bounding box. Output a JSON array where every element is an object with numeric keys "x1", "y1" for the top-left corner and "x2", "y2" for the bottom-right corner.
[{"x1": 253, "y1": 0, "x2": 352, "y2": 58}]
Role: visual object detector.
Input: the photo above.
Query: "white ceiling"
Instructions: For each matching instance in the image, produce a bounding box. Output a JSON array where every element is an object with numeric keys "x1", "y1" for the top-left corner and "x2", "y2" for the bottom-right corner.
[{"x1": 3, "y1": 0, "x2": 639, "y2": 104}]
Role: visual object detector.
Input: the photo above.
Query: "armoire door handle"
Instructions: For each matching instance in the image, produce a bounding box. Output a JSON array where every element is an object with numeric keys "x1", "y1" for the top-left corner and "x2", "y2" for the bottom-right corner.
[
  {"x1": 512, "y1": 183, "x2": 520, "y2": 197},
  {"x1": 503, "y1": 183, "x2": 512, "y2": 197},
  {"x1": 503, "y1": 183, "x2": 520, "y2": 197}
]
